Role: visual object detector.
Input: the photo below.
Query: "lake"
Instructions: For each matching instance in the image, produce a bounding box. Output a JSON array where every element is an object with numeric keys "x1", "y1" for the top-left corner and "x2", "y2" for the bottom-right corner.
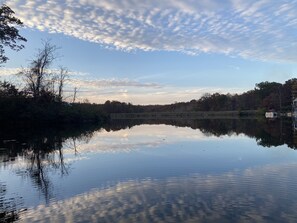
[{"x1": 1, "y1": 118, "x2": 297, "y2": 222}]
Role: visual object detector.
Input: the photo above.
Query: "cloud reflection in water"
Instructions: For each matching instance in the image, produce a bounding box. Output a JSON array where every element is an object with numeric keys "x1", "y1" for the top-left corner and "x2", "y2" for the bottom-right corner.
[
  {"x1": 62, "y1": 124, "x2": 228, "y2": 155},
  {"x1": 20, "y1": 163, "x2": 297, "y2": 223}
]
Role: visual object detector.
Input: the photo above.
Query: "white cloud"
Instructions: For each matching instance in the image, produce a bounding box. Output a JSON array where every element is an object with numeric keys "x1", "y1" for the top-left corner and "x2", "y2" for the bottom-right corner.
[
  {"x1": 0, "y1": 67, "x2": 245, "y2": 104},
  {"x1": 0, "y1": 67, "x2": 22, "y2": 77},
  {"x1": 0, "y1": 67, "x2": 88, "y2": 78},
  {"x1": 5, "y1": 0, "x2": 297, "y2": 62},
  {"x1": 69, "y1": 78, "x2": 162, "y2": 89},
  {"x1": 72, "y1": 85, "x2": 245, "y2": 105},
  {"x1": 62, "y1": 124, "x2": 225, "y2": 154}
]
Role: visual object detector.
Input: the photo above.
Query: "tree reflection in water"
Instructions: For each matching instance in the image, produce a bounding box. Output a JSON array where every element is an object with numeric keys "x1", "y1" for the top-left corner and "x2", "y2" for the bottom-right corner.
[
  {"x1": 1, "y1": 118, "x2": 297, "y2": 222},
  {"x1": 109, "y1": 117, "x2": 297, "y2": 149},
  {"x1": 0, "y1": 124, "x2": 98, "y2": 222},
  {"x1": 0, "y1": 182, "x2": 24, "y2": 223}
]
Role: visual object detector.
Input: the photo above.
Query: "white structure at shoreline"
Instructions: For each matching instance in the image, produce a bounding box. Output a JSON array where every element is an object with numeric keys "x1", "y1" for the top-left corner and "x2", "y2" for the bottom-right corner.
[{"x1": 293, "y1": 98, "x2": 297, "y2": 117}]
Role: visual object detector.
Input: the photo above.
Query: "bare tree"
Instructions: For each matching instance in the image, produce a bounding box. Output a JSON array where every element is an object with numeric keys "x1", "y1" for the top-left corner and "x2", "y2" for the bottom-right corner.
[
  {"x1": 56, "y1": 66, "x2": 68, "y2": 102},
  {"x1": 73, "y1": 87, "x2": 77, "y2": 103},
  {"x1": 19, "y1": 41, "x2": 60, "y2": 100}
]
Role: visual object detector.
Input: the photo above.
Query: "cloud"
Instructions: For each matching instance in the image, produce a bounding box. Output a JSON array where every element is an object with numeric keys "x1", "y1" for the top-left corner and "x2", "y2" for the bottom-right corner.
[
  {"x1": 0, "y1": 67, "x2": 22, "y2": 77},
  {"x1": 72, "y1": 85, "x2": 245, "y2": 105},
  {"x1": 0, "y1": 67, "x2": 245, "y2": 104},
  {"x1": 0, "y1": 67, "x2": 161, "y2": 88},
  {"x1": 0, "y1": 67, "x2": 88, "y2": 78},
  {"x1": 5, "y1": 0, "x2": 297, "y2": 62},
  {"x1": 69, "y1": 78, "x2": 162, "y2": 89},
  {"x1": 62, "y1": 124, "x2": 224, "y2": 155},
  {"x1": 64, "y1": 75, "x2": 167, "y2": 104}
]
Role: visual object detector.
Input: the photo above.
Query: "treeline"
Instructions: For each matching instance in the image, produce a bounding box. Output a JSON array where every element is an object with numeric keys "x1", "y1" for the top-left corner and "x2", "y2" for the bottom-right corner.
[
  {"x1": 142, "y1": 79, "x2": 297, "y2": 113},
  {"x1": 0, "y1": 80, "x2": 109, "y2": 124},
  {"x1": 101, "y1": 79, "x2": 297, "y2": 114},
  {"x1": 2, "y1": 77, "x2": 296, "y2": 123}
]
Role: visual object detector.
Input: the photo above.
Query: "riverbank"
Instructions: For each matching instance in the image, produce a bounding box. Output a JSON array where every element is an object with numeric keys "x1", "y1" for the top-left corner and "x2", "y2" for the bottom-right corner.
[
  {"x1": 111, "y1": 110, "x2": 264, "y2": 120},
  {"x1": 0, "y1": 98, "x2": 109, "y2": 124}
]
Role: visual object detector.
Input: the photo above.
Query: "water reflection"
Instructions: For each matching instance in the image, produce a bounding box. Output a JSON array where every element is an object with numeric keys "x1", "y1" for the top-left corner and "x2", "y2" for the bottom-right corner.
[
  {"x1": 109, "y1": 118, "x2": 297, "y2": 149},
  {"x1": 20, "y1": 163, "x2": 297, "y2": 223},
  {"x1": 0, "y1": 124, "x2": 99, "y2": 222},
  {"x1": 1, "y1": 118, "x2": 297, "y2": 222},
  {"x1": 0, "y1": 182, "x2": 24, "y2": 223}
]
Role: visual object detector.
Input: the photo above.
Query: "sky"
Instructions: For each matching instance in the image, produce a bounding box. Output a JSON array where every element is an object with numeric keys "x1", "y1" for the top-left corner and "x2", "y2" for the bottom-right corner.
[{"x1": 1, "y1": 0, "x2": 297, "y2": 105}]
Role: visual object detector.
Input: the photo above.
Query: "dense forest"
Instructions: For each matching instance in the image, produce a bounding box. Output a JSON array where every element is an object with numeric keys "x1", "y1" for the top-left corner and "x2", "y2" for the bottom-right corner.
[
  {"x1": 100, "y1": 78, "x2": 297, "y2": 114},
  {"x1": 0, "y1": 80, "x2": 109, "y2": 124},
  {"x1": 138, "y1": 79, "x2": 297, "y2": 113}
]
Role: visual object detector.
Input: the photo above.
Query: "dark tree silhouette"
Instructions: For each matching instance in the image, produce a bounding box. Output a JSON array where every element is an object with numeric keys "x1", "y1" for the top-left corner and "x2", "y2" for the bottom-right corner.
[
  {"x1": 19, "y1": 40, "x2": 61, "y2": 100},
  {"x1": 0, "y1": 4, "x2": 27, "y2": 64},
  {"x1": 0, "y1": 81, "x2": 22, "y2": 97},
  {"x1": 56, "y1": 66, "x2": 68, "y2": 102}
]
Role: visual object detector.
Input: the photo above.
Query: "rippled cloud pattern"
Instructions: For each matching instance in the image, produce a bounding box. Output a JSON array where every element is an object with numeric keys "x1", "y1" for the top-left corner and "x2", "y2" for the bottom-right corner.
[{"x1": 6, "y1": 0, "x2": 297, "y2": 62}]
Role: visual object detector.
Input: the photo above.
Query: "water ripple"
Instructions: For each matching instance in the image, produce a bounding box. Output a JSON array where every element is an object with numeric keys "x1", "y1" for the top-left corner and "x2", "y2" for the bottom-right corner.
[{"x1": 19, "y1": 163, "x2": 297, "y2": 223}]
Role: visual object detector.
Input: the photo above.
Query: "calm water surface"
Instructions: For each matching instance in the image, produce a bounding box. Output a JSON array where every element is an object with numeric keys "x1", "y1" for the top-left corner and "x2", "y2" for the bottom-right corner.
[{"x1": 1, "y1": 118, "x2": 297, "y2": 222}]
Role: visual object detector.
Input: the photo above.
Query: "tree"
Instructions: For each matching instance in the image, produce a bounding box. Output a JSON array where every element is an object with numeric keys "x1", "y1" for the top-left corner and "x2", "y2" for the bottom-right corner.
[
  {"x1": 18, "y1": 41, "x2": 69, "y2": 102},
  {"x1": 56, "y1": 66, "x2": 68, "y2": 102},
  {"x1": 72, "y1": 87, "x2": 77, "y2": 103},
  {"x1": 0, "y1": 4, "x2": 27, "y2": 64},
  {"x1": 0, "y1": 81, "x2": 22, "y2": 97},
  {"x1": 19, "y1": 41, "x2": 59, "y2": 99}
]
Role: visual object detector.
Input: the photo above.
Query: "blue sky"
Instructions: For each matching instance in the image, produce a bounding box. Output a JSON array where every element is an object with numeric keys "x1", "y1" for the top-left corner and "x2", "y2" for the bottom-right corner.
[{"x1": 1, "y1": 0, "x2": 297, "y2": 104}]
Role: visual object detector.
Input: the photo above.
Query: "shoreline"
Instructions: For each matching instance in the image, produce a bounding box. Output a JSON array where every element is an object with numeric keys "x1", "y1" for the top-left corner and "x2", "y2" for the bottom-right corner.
[{"x1": 110, "y1": 110, "x2": 264, "y2": 120}]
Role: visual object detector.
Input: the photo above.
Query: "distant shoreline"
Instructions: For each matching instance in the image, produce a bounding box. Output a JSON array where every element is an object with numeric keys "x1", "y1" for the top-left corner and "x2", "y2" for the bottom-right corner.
[{"x1": 111, "y1": 110, "x2": 263, "y2": 120}]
